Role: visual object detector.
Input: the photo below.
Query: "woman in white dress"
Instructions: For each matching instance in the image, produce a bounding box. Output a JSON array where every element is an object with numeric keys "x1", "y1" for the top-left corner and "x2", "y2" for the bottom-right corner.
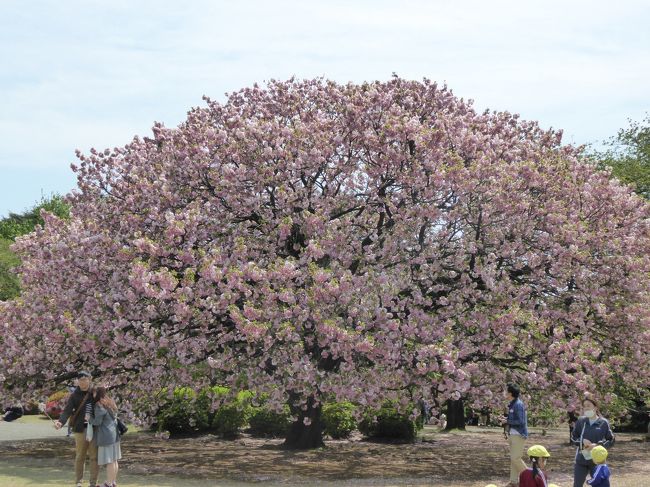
[{"x1": 87, "y1": 386, "x2": 122, "y2": 487}]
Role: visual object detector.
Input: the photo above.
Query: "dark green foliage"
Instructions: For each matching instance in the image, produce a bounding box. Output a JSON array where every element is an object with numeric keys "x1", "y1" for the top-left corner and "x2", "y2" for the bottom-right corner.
[
  {"x1": 322, "y1": 401, "x2": 357, "y2": 439},
  {"x1": 606, "y1": 381, "x2": 649, "y2": 433},
  {"x1": 206, "y1": 387, "x2": 253, "y2": 438},
  {"x1": 0, "y1": 194, "x2": 70, "y2": 240},
  {"x1": 359, "y1": 402, "x2": 423, "y2": 441},
  {"x1": 592, "y1": 114, "x2": 650, "y2": 199},
  {"x1": 156, "y1": 387, "x2": 210, "y2": 435},
  {"x1": 0, "y1": 195, "x2": 70, "y2": 300},
  {"x1": 156, "y1": 386, "x2": 254, "y2": 437},
  {"x1": 0, "y1": 238, "x2": 20, "y2": 300},
  {"x1": 248, "y1": 405, "x2": 292, "y2": 437}
]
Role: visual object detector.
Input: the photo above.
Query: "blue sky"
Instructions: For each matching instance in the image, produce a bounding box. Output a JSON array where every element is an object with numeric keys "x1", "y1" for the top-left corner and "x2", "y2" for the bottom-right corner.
[{"x1": 1, "y1": 0, "x2": 648, "y2": 217}]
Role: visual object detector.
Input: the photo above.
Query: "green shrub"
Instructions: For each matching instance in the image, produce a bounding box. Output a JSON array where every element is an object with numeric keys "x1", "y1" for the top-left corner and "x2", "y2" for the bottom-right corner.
[
  {"x1": 359, "y1": 402, "x2": 422, "y2": 441},
  {"x1": 156, "y1": 387, "x2": 210, "y2": 434},
  {"x1": 155, "y1": 386, "x2": 255, "y2": 437},
  {"x1": 207, "y1": 387, "x2": 253, "y2": 438},
  {"x1": 322, "y1": 401, "x2": 357, "y2": 439},
  {"x1": 248, "y1": 405, "x2": 292, "y2": 437}
]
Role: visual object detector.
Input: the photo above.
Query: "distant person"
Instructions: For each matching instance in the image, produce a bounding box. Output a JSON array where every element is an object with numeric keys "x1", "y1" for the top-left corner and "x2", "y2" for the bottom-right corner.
[
  {"x1": 54, "y1": 370, "x2": 98, "y2": 487},
  {"x1": 1, "y1": 403, "x2": 23, "y2": 422},
  {"x1": 479, "y1": 406, "x2": 490, "y2": 427},
  {"x1": 419, "y1": 399, "x2": 431, "y2": 424},
  {"x1": 570, "y1": 396, "x2": 615, "y2": 487},
  {"x1": 568, "y1": 410, "x2": 579, "y2": 445}
]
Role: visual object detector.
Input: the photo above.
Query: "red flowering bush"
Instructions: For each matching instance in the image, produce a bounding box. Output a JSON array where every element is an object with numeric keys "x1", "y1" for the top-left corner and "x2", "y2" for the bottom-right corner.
[{"x1": 44, "y1": 390, "x2": 69, "y2": 419}]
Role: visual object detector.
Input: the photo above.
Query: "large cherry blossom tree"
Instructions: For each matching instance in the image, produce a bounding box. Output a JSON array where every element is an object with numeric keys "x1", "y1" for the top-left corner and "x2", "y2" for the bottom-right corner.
[{"x1": 1, "y1": 78, "x2": 649, "y2": 448}]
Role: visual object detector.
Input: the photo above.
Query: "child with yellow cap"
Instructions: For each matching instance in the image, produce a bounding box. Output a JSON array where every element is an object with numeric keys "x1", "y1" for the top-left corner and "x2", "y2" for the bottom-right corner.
[
  {"x1": 519, "y1": 444, "x2": 552, "y2": 487},
  {"x1": 586, "y1": 445, "x2": 610, "y2": 487}
]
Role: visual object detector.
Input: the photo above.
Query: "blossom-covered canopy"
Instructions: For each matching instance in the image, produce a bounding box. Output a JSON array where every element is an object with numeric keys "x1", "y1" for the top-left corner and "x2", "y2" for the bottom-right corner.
[{"x1": 2, "y1": 78, "x2": 649, "y2": 430}]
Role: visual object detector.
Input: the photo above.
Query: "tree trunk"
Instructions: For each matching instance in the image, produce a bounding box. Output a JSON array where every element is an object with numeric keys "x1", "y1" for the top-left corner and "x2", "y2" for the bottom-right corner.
[
  {"x1": 445, "y1": 398, "x2": 466, "y2": 430},
  {"x1": 283, "y1": 396, "x2": 324, "y2": 449}
]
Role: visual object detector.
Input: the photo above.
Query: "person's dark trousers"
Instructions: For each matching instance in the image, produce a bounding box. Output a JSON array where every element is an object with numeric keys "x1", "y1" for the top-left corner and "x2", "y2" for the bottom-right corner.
[{"x1": 573, "y1": 458, "x2": 595, "y2": 487}]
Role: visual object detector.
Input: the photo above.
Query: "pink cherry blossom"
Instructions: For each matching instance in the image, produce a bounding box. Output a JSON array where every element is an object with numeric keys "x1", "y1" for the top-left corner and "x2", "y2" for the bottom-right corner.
[{"x1": 1, "y1": 78, "x2": 649, "y2": 448}]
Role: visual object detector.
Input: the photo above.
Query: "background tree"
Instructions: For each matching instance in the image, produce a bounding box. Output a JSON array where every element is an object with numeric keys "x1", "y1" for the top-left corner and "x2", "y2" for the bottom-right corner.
[
  {"x1": 592, "y1": 114, "x2": 650, "y2": 200},
  {"x1": 0, "y1": 195, "x2": 69, "y2": 300},
  {"x1": 0, "y1": 239, "x2": 21, "y2": 301},
  {"x1": 1, "y1": 79, "x2": 648, "y2": 449},
  {"x1": 0, "y1": 194, "x2": 70, "y2": 241}
]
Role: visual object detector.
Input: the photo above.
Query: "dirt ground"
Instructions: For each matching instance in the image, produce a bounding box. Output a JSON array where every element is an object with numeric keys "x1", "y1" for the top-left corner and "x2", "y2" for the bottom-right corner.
[{"x1": 0, "y1": 422, "x2": 648, "y2": 486}]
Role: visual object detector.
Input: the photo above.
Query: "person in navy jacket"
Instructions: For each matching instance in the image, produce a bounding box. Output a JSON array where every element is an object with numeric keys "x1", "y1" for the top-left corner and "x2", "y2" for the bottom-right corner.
[
  {"x1": 501, "y1": 383, "x2": 529, "y2": 487},
  {"x1": 570, "y1": 397, "x2": 614, "y2": 487}
]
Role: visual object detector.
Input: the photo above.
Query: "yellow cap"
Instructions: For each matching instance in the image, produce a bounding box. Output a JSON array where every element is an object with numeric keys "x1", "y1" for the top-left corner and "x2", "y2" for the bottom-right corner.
[
  {"x1": 548, "y1": 484, "x2": 561, "y2": 487},
  {"x1": 527, "y1": 444, "x2": 551, "y2": 458},
  {"x1": 591, "y1": 445, "x2": 608, "y2": 464}
]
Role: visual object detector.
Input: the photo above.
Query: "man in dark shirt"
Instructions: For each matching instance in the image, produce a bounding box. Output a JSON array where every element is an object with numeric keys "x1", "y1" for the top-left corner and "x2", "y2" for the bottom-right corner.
[{"x1": 54, "y1": 370, "x2": 98, "y2": 487}]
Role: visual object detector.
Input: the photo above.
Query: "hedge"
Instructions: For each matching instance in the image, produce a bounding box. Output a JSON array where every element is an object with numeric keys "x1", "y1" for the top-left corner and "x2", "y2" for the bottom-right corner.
[
  {"x1": 322, "y1": 401, "x2": 357, "y2": 439},
  {"x1": 359, "y1": 402, "x2": 423, "y2": 441}
]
